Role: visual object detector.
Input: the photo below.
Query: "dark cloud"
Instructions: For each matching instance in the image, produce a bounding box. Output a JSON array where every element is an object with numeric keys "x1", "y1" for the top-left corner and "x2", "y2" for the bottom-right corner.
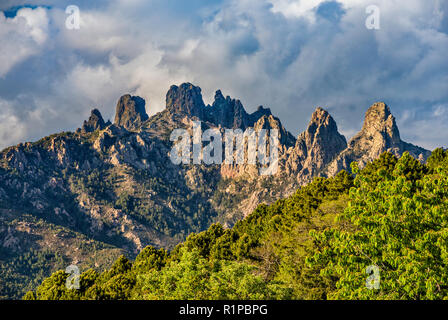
[{"x1": 316, "y1": 1, "x2": 346, "y2": 23}]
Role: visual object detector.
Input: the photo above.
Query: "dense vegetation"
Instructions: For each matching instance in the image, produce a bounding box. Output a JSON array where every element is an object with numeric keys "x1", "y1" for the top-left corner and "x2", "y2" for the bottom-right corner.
[
  {"x1": 0, "y1": 213, "x2": 124, "y2": 299},
  {"x1": 0, "y1": 129, "x2": 280, "y2": 299},
  {"x1": 25, "y1": 149, "x2": 448, "y2": 300},
  {"x1": 67, "y1": 165, "x2": 222, "y2": 240},
  {"x1": 0, "y1": 249, "x2": 66, "y2": 299}
]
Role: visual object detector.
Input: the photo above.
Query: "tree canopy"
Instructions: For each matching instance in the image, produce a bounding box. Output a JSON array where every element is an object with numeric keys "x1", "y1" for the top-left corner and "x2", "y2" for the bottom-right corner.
[{"x1": 26, "y1": 150, "x2": 448, "y2": 300}]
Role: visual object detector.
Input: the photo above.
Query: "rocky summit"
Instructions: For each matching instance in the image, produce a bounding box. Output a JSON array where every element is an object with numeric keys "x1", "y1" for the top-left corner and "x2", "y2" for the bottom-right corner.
[
  {"x1": 324, "y1": 102, "x2": 430, "y2": 176},
  {"x1": 283, "y1": 107, "x2": 347, "y2": 185},
  {"x1": 0, "y1": 82, "x2": 432, "y2": 299},
  {"x1": 166, "y1": 83, "x2": 205, "y2": 118},
  {"x1": 114, "y1": 94, "x2": 149, "y2": 130},
  {"x1": 80, "y1": 109, "x2": 110, "y2": 134}
]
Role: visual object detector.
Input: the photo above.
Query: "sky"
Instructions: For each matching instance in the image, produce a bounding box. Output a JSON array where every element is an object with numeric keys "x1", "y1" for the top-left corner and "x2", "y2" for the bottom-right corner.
[{"x1": 0, "y1": 0, "x2": 447, "y2": 151}]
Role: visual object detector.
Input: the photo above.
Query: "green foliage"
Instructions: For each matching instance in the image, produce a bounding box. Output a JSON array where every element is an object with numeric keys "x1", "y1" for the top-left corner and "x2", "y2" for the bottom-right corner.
[
  {"x1": 427, "y1": 148, "x2": 448, "y2": 171},
  {"x1": 133, "y1": 246, "x2": 167, "y2": 273},
  {"x1": 309, "y1": 152, "x2": 448, "y2": 299},
  {"x1": 0, "y1": 249, "x2": 67, "y2": 299},
  {"x1": 27, "y1": 150, "x2": 448, "y2": 300},
  {"x1": 137, "y1": 247, "x2": 287, "y2": 300},
  {"x1": 34, "y1": 270, "x2": 77, "y2": 300}
]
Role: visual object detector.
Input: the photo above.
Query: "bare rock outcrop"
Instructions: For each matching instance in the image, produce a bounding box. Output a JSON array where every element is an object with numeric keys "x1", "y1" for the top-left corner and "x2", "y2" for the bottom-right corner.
[
  {"x1": 81, "y1": 109, "x2": 109, "y2": 133},
  {"x1": 114, "y1": 95, "x2": 149, "y2": 130},
  {"x1": 166, "y1": 83, "x2": 205, "y2": 119},
  {"x1": 283, "y1": 107, "x2": 347, "y2": 184},
  {"x1": 325, "y1": 102, "x2": 430, "y2": 176}
]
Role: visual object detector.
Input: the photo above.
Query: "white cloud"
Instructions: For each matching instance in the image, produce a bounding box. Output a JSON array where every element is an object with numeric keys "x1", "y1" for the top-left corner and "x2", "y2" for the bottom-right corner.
[
  {"x1": 0, "y1": 99, "x2": 28, "y2": 148},
  {"x1": 0, "y1": 7, "x2": 48, "y2": 77},
  {"x1": 16, "y1": 7, "x2": 48, "y2": 44},
  {"x1": 267, "y1": 0, "x2": 361, "y2": 21},
  {"x1": 397, "y1": 103, "x2": 448, "y2": 151},
  {"x1": 269, "y1": 0, "x2": 324, "y2": 20}
]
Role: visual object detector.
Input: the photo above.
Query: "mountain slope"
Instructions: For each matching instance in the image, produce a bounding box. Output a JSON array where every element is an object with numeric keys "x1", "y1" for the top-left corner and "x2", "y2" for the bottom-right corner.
[
  {"x1": 0, "y1": 83, "x2": 431, "y2": 299},
  {"x1": 28, "y1": 148, "x2": 448, "y2": 300}
]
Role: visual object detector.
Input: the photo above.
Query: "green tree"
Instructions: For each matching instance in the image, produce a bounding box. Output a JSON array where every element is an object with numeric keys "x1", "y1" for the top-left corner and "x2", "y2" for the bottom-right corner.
[
  {"x1": 309, "y1": 152, "x2": 448, "y2": 299},
  {"x1": 133, "y1": 246, "x2": 167, "y2": 273}
]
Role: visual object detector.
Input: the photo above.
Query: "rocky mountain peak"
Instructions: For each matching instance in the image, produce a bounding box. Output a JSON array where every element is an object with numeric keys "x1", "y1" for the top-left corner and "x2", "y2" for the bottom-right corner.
[
  {"x1": 166, "y1": 83, "x2": 205, "y2": 118},
  {"x1": 303, "y1": 107, "x2": 346, "y2": 147},
  {"x1": 283, "y1": 107, "x2": 346, "y2": 184},
  {"x1": 325, "y1": 102, "x2": 430, "y2": 176},
  {"x1": 214, "y1": 89, "x2": 225, "y2": 102},
  {"x1": 253, "y1": 114, "x2": 296, "y2": 148},
  {"x1": 365, "y1": 101, "x2": 391, "y2": 121},
  {"x1": 165, "y1": 84, "x2": 284, "y2": 137},
  {"x1": 310, "y1": 107, "x2": 329, "y2": 123},
  {"x1": 249, "y1": 106, "x2": 272, "y2": 123},
  {"x1": 81, "y1": 109, "x2": 108, "y2": 133},
  {"x1": 206, "y1": 90, "x2": 249, "y2": 129},
  {"x1": 114, "y1": 95, "x2": 149, "y2": 130},
  {"x1": 360, "y1": 102, "x2": 401, "y2": 144}
]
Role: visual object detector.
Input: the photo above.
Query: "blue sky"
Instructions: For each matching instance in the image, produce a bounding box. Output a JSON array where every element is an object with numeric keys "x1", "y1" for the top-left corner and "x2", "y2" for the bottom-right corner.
[{"x1": 0, "y1": 0, "x2": 447, "y2": 150}]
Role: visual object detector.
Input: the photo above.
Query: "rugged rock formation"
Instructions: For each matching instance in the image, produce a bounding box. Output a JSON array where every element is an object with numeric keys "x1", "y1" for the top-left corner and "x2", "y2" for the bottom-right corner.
[
  {"x1": 283, "y1": 107, "x2": 347, "y2": 184},
  {"x1": 325, "y1": 102, "x2": 431, "y2": 176},
  {"x1": 0, "y1": 83, "x2": 434, "y2": 299},
  {"x1": 114, "y1": 95, "x2": 149, "y2": 130},
  {"x1": 204, "y1": 90, "x2": 251, "y2": 129},
  {"x1": 81, "y1": 109, "x2": 109, "y2": 133},
  {"x1": 166, "y1": 84, "x2": 294, "y2": 145},
  {"x1": 166, "y1": 83, "x2": 205, "y2": 118},
  {"x1": 252, "y1": 114, "x2": 296, "y2": 149}
]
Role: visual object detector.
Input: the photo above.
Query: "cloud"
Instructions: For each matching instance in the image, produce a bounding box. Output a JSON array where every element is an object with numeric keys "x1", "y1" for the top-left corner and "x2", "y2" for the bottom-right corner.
[
  {"x1": 0, "y1": 98, "x2": 28, "y2": 148},
  {"x1": 268, "y1": 0, "x2": 337, "y2": 21},
  {"x1": 0, "y1": 7, "x2": 48, "y2": 77},
  {"x1": 0, "y1": 0, "x2": 447, "y2": 151},
  {"x1": 397, "y1": 103, "x2": 448, "y2": 150}
]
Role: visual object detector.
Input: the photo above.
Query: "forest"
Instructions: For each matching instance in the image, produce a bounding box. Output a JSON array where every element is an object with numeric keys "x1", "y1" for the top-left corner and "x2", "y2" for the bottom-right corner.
[{"x1": 24, "y1": 149, "x2": 448, "y2": 300}]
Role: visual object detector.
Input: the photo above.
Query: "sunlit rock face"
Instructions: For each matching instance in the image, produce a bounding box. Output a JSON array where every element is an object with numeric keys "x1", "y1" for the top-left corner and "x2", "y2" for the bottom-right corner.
[
  {"x1": 114, "y1": 94, "x2": 149, "y2": 130},
  {"x1": 325, "y1": 102, "x2": 431, "y2": 176}
]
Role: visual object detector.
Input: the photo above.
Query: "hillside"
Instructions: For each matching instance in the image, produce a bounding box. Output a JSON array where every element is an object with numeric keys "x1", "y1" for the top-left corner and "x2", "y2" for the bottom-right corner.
[
  {"x1": 0, "y1": 82, "x2": 431, "y2": 299},
  {"x1": 26, "y1": 149, "x2": 448, "y2": 300}
]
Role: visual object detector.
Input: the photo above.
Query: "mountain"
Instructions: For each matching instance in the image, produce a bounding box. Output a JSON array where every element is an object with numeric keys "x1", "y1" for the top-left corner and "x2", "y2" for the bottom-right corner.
[
  {"x1": 28, "y1": 148, "x2": 448, "y2": 301},
  {"x1": 324, "y1": 102, "x2": 430, "y2": 176},
  {"x1": 0, "y1": 83, "x2": 431, "y2": 298},
  {"x1": 282, "y1": 107, "x2": 347, "y2": 185},
  {"x1": 114, "y1": 95, "x2": 149, "y2": 130},
  {"x1": 80, "y1": 109, "x2": 110, "y2": 134}
]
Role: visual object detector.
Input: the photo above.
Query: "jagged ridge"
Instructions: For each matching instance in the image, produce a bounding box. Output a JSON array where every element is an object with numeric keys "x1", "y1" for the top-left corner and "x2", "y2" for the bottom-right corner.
[{"x1": 0, "y1": 82, "x2": 433, "y2": 299}]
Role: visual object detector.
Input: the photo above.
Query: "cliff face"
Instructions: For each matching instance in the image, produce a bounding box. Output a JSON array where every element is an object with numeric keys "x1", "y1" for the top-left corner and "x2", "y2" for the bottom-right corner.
[
  {"x1": 81, "y1": 109, "x2": 109, "y2": 133},
  {"x1": 205, "y1": 89, "x2": 250, "y2": 129},
  {"x1": 0, "y1": 83, "x2": 433, "y2": 299},
  {"x1": 166, "y1": 83, "x2": 205, "y2": 118},
  {"x1": 283, "y1": 107, "x2": 347, "y2": 184},
  {"x1": 114, "y1": 95, "x2": 149, "y2": 130}
]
